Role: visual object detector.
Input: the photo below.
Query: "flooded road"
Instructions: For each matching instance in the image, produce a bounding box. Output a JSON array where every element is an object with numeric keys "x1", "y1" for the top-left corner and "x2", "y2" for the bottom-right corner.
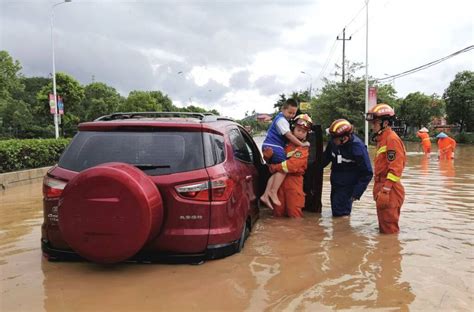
[{"x1": 1, "y1": 141, "x2": 473, "y2": 311}]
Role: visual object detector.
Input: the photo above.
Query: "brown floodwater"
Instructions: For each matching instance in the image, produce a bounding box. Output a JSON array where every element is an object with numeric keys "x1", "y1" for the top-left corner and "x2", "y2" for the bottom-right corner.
[{"x1": 1, "y1": 141, "x2": 473, "y2": 311}]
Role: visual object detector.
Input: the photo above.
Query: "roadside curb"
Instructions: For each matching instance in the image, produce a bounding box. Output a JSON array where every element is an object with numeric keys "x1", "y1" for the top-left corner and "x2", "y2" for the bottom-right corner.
[{"x1": 0, "y1": 167, "x2": 51, "y2": 190}]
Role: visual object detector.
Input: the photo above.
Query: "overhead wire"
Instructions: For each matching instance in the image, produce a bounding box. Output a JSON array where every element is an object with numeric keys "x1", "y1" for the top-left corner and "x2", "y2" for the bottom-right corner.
[
  {"x1": 315, "y1": 1, "x2": 367, "y2": 84},
  {"x1": 375, "y1": 45, "x2": 474, "y2": 81}
]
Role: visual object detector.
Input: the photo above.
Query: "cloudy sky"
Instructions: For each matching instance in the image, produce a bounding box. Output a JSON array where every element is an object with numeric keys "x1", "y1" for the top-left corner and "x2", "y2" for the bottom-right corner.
[{"x1": 1, "y1": 0, "x2": 473, "y2": 118}]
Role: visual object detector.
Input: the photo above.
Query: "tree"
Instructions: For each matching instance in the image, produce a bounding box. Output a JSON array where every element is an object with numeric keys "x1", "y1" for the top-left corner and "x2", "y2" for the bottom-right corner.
[
  {"x1": 398, "y1": 92, "x2": 444, "y2": 129},
  {"x1": 273, "y1": 93, "x2": 287, "y2": 110},
  {"x1": 149, "y1": 91, "x2": 173, "y2": 112},
  {"x1": 443, "y1": 71, "x2": 474, "y2": 132},
  {"x1": 311, "y1": 77, "x2": 366, "y2": 135},
  {"x1": 119, "y1": 91, "x2": 162, "y2": 112},
  {"x1": 0, "y1": 50, "x2": 24, "y2": 100},
  {"x1": 376, "y1": 83, "x2": 398, "y2": 108},
  {"x1": 37, "y1": 72, "x2": 85, "y2": 137},
  {"x1": 310, "y1": 61, "x2": 397, "y2": 136},
  {"x1": 81, "y1": 82, "x2": 123, "y2": 120}
]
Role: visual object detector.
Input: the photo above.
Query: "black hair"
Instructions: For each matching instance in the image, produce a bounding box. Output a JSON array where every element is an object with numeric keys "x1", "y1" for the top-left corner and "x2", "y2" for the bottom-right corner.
[{"x1": 282, "y1": 98, "x2": 298, "y2": 109}]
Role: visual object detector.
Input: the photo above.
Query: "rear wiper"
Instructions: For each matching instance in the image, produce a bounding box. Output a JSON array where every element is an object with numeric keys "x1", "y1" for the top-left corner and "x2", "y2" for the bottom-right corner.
[{"x1": 132, "y1": 164, "x2": 171, "y2": 170}]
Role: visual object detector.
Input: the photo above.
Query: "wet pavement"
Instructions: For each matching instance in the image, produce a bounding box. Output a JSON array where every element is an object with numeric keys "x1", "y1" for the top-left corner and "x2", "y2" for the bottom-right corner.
[{"x1": 1, "y1": 141, "x2": 473, "y2": 311}]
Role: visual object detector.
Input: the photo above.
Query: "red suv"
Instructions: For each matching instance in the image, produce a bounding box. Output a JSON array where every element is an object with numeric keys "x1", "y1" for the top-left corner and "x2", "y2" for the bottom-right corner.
[{"x1": 41, "y1": 112, "x2": 268, "y2": 264}]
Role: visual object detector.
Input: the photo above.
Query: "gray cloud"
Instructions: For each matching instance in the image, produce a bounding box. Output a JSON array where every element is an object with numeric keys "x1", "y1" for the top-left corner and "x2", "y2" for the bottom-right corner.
[
  {"x1": 1, "y1": 0, "x2": 473, "y2": 117},
  {"x1": 229, "y1": 70, "x2": 251, "y2": 90}
]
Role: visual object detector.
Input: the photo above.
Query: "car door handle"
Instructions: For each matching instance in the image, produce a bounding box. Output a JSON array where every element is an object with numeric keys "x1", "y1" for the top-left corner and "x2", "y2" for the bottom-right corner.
[{"x1": 245, "y1": 175, "x2": 252, "y2": 181}]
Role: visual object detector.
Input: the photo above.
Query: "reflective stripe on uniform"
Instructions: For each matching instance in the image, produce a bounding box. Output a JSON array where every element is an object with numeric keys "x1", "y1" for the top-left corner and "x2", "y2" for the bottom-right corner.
[
  {"x1": 387, "y1": 172, "x2": 400, "y2": 182},
  {"x1": 422, "y1": 138, "x2": 430, "y2": 141},
  {"x1": 376, "y1": 145, "x2": 387, "y2": 156},
  {"x1": 281, "y1": 161, "x2": 289, "y2": 173},
  {"x1": 287, "y1": 150, "x2": 296, "y2": 158},
  {"x1": 341, "y1": 157, "x2": 355, "y2": 163}
]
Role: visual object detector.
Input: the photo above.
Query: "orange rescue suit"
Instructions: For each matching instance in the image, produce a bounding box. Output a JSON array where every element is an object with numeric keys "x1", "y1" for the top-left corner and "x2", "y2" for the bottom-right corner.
[
  {"x1": 437, "y1": 137, "x2": 456, "y2": 160},
  {"x1": 269, "y1": 143, "x2": 309, "y2": 218},
  {"x1": 373, "y1": 128, "x2": 407, "y2": 234},
  {"x1": 416, "y1": 131, "x2": 431, "y2": 154}
]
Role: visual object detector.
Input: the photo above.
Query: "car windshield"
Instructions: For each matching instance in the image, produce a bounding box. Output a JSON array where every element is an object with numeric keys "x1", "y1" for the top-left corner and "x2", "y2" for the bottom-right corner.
[{"x1": 59, "y1": 131, "x2": 205, "y2": 176}]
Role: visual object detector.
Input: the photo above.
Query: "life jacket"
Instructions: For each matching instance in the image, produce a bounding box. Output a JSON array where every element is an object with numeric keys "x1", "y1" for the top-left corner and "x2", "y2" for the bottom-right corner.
[{"x1": 263, "y1": 112, "x2": 287, "y2": 149}]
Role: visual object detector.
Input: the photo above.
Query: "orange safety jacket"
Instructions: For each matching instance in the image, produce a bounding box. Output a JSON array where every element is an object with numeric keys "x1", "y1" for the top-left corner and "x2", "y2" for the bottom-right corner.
[
  {"x1": 437, "y1": 137, "x2": 456, "y2": 160},
  {"x1": 417, "y1": 131, "x2": 431, "y2": 152},
  {"x1": 373, "y1": 127, "x2": 407, "y2": 234},
  {"x1": 269, "y1": 143, "x2": 308, "y2": 175},
  {"x1": 269, "y1": 143, "x2": 309, "y2": 218},
  {"x1": 374, "y1": 128, "x2": 406, "y2": 189}
]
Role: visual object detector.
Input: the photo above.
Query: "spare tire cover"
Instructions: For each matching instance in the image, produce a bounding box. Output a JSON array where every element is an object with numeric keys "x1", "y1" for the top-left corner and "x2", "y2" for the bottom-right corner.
[{"x1": 59, "y1": 162, "x2": 163, "y2": 264}]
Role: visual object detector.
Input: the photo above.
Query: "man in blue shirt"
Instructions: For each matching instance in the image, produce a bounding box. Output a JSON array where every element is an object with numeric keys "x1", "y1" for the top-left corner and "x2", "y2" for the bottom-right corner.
[{"x1": 322, "y1": 119, "x2": 373, "y2": 217}]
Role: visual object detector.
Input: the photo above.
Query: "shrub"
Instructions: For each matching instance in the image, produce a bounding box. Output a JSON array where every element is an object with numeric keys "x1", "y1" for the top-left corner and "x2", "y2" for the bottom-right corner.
[
  {"x1": 0, "y1": 138, "x2": 71, "y2": 173},
  {"x1": 455, "y1": 132, "x2": 474, "y2": 144}
]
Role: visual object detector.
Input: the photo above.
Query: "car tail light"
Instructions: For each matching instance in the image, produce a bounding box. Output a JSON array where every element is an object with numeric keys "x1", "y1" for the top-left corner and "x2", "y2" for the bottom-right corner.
[
  {"x1": 175, "y1": 181, "x2": 211, "y2": 201},
  {"x1": 43, "y1": 176, "x2": 67, "y2": 199},
  {"x1": 210, "y1": 177, "x2": 234, "y2": 201},
  {"x1": 175, "y1": 177, "x2": 234, "y2": 202}
]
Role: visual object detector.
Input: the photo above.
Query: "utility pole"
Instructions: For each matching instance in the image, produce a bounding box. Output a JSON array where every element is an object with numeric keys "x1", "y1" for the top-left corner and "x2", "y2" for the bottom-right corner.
[{"x1": 337, "y1": 27, "x2": 352, "y2": 83}]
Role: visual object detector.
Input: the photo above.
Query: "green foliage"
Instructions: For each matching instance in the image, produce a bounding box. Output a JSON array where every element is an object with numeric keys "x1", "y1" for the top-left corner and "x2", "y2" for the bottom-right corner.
[
  {"x1": 311, "y1": 77, "x2": 367, "y2": 135},
  {"x1": 0, "y1": 138, "x2": 71, "y2": 173},
  {"x1": 273, "y1": 93, "x2": 287, "y2": 110},
  {"x1": 443, "y1": 71, "x2": 474, "y2": 132},
  {"x1": 82, "y1": 82, "x2": 123, "y2": 120},
  {"x1": 0, "y1": 50, "x2": 24, "y2": 99},
  {"x1": 237, "y1": 118, "x2": 270, "y2": 133},
  {"x1": 119, "y1": 90, "x2": 163, "y2": 112},
  {"x1": 455, "y1": 132, "x2": 474, "y2": 144},
  {"x1": 398, "y1": 92, "x2": 445, "y2": 128},
  {"x1": 37, "y1": 72, "x2": 85, "y2": 118},
  {"x1": 310, "y1": 62, "x2": 398, "y2": 137},
  {"x1": 273, "y1": 91, "x2": 311, "y2": 112}
]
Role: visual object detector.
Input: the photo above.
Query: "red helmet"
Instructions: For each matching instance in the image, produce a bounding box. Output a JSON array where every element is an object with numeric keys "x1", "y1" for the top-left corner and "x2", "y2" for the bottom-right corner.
[
  {"x1": 328, "y1": 119, "x2": 353, "y2": 137},
  {"x1": 293, "y1": 114, "x2": 313, "y2": 131},
  {"x1": 365, "y1": 103, "x2": 395, "y2": 121}
]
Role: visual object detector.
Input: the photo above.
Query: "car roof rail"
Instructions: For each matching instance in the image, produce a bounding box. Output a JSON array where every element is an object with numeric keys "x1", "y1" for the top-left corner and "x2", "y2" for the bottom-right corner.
[
  {"x1": 201, "y1": 116, "x2": 235, "y2": 123},
  {"x1": 95, "y1": 111, "x2": 235, "y2": 123},
  {"x1": 95, "y1": 112, "x2": 208, "y2": 121}
]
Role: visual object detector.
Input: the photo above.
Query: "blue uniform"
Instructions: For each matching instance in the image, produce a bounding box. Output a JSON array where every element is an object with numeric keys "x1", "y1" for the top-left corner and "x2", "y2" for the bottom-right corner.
[
  {"x1": 322, "y1": 134, "x2": 373, "y2": 216},
  {"x1": 262, "y1": 112, "x2": 288, "y2": 164}
]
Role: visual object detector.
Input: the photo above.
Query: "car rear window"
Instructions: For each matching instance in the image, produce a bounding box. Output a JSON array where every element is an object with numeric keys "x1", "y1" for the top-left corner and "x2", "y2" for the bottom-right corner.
[{"x1": 59, "y1": 131, "x2": 205, "y2": 175}]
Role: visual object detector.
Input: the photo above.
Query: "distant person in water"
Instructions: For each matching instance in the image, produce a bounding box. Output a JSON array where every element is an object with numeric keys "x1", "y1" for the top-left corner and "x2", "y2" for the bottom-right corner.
[
  {"x1": 260, "y1": 99, "x2": 310, "y2": 209},
  {"x1": 436, "y1": 132, "x2": 456, "y2": 160},
  {"x1": 416, "y1": 127, "x2": 431, "y2": 154}
]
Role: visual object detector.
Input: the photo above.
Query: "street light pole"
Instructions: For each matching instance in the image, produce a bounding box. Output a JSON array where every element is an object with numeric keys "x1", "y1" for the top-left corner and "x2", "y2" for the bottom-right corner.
[
  {"x1": 300, "y1": 71, "x2": 312, "y2": 98},
  {"x1": 364, "y1": 0, "x2": 369, "y2": 146},
  {"x1": 51, "y1": 0, "x2": 71, "y2": 139}
]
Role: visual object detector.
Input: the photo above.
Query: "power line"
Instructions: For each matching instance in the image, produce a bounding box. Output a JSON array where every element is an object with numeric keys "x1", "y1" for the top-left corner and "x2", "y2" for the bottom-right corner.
[
  {"x1": 316, "y1": 39, "x2": 339, "y2": 82},
  {"x1": 345, "y1": 3, "x2": 366, "y2": 29},
  {"x1": 314, "y1": 2, "x2": 369, "y2": 85},
  {"x1": 348, "y1": 0, "x2": 391, "y2": 37},
  {"x1": 376, "y1": 45, "x2": 474, "y2": 82}
]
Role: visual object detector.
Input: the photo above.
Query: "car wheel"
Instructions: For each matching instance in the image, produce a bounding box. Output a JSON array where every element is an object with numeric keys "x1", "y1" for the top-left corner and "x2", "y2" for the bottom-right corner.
[{"x1": 59, "y1": 162, "x2": 164, "y2": 264}]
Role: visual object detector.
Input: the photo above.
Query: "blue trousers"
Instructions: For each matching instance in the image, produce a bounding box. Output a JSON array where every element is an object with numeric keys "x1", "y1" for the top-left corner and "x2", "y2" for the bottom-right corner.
[{"x1": 330, "y1": 185, "x2": 353, "y2": 217}]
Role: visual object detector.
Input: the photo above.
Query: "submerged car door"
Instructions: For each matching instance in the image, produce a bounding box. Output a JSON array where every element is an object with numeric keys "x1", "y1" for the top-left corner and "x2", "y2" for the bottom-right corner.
[{"x1": 227, "y1": 127, "x2": 259, "y2": 222}]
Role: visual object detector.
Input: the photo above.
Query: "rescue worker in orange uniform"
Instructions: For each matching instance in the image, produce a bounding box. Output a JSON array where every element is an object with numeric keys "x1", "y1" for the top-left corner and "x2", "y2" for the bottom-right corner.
[
  {"x1": 416, "y1": 127, "x2": 431, "y2": 154},
  {"x1": 436, "y1": 132, "x2": 456, "y2": 160},
  {"x1": 264, "y1": 114, "x2": 312, "y2": 218},
  {"x1": 366, "y1": 104, "x2": 407, "y2": 234}
]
